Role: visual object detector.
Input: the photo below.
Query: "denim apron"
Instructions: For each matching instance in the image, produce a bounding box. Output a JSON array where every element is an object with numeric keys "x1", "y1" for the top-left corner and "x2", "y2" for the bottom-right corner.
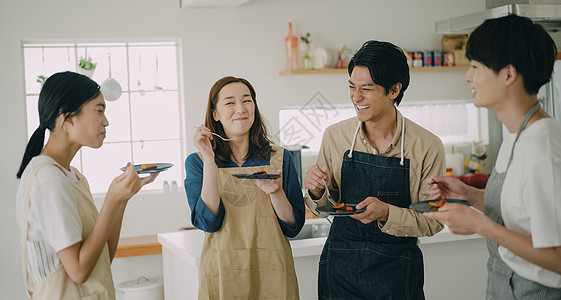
[
  {"x1": 318, "y1": 118, "x2": 424, "y2": 300},
  {"x1": 484, "y1": 102, "x2": 561, "y2": 299}
]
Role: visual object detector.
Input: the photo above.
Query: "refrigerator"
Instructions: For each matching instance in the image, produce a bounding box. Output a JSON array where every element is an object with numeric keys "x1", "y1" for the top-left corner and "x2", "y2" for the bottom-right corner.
[{"x1": 539, "y1": 60, "x2": 561, "y2": 125}]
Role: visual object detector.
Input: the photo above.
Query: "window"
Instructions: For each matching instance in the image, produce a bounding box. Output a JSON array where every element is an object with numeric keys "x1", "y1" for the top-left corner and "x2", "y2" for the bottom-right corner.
[
  {"x1": 277, "y1": 93, "x2": 488, "y2": 152},
  {"x1": 22, "y1": 41, "x2": 185, "y2": 194}
]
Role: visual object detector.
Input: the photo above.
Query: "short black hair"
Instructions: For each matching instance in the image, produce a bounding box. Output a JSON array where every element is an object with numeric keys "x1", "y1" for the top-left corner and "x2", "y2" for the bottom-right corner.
[
  {"x1": 348, "y1": 40, "x2": 410, "y2": 106},
  {"x1": 466, "y1": 14, "x2": 556, "y2": 95}
]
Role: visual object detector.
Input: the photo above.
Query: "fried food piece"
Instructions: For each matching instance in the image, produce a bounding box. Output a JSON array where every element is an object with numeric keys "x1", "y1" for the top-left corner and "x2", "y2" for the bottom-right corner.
[
  {"x1": 333, "y1": 202, "x2": 345, "y2": 209},
  {"x1": 428, "y1": 199, "x2": 447, "y2": 208},
  {"x1": 333, "y1": 202, "x2": 352, "y2": 212},
  {"x1": 141, "y1": 163, "x2": 157, "y2": 170},
  {"x1": 251, "y1": 171, "x2": 267, "y2": 175}
]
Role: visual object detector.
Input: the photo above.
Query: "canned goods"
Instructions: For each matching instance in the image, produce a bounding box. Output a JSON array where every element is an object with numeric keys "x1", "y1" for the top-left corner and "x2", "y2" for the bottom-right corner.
[
  {"x1": 432, "y1": 50, "x2": 442, "y2": 67},
  {"x1": 413, "y1": 52, "x2": 423, "y2": 68},
  {"x1": 422, "y1": 51, "x2": 432, "y2": 67},
  {"x1": 443, "y1": 52, "x2": 454, "y2": 66}
]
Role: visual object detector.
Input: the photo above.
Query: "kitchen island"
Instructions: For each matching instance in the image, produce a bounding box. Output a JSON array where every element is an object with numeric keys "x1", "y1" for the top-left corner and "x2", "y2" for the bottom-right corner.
[{"x1": 158, "y1": 218, "x2": 488, "y2": 300}]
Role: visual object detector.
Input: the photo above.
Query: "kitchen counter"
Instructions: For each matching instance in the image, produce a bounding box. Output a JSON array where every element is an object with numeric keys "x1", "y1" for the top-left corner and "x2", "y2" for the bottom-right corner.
[
  {"x1": 158, "y1": 219, "x2": 487, "y2": 300},
  {"x1": 157, "y1": 221, "x2": 481, "y2": 266}
]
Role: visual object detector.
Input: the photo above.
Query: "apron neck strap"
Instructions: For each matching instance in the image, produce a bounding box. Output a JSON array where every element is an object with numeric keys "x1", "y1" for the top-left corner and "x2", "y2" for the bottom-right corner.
[
  {"x1": 348, "y1": 108, "x2": 405, "y2": 166},
  {"x1": 348, "y1": 121, "x2": 362, "y2": 158},
  {"x1": 506, "y1": 101, "x2": 540, "y2": 170},
  {"x1": 398, "y1": 109, "x2": 405, "y2": 165}
]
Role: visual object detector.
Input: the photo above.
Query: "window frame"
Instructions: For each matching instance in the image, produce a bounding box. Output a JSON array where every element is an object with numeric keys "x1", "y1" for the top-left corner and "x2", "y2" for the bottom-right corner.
[{"x1": 21, "y1": 39, "x2": 187, "y2": 195}]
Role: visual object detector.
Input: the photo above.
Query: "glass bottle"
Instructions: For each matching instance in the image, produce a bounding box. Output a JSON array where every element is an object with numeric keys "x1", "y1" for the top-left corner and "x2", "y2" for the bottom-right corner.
[
  {"x1": 336, "y1": 49, "x2": 344, "y2": 69},
  {"x1": 285, "y1": 22, "x2": 298, "y2": 70},
  {"x1": 303, "y1": 52, "x2": 313, "y2": 70}
]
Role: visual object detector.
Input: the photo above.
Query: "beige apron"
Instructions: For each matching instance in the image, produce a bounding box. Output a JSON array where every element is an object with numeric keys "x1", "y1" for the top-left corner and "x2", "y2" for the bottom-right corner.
[
  {"x1": 198, "y1": 146, "x2": 299, "y2": 300},
  {"x1": 21, "y1": 162, "x2": 115, "y2": 300}
]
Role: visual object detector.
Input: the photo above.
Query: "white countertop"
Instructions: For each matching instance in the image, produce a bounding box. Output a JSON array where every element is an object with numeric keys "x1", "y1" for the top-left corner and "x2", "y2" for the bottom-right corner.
[{"x1": 157, "y1": 220, "x2": 482, "y2": 267}]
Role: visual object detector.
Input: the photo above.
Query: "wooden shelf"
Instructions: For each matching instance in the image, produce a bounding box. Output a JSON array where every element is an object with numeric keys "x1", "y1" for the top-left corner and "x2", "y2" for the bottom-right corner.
[
  {"x1": 410, "y1": 66, "x2": 469, "y2": 72},
  {"x1": 115, "y1": 235, "x2": 162, "y2": 258},
  {"x1": 280, "y1": 68, "x2": 347, "y2": 75},
  {"x1": 279, "y1": 65, "x2": 468, "y2": 75}
]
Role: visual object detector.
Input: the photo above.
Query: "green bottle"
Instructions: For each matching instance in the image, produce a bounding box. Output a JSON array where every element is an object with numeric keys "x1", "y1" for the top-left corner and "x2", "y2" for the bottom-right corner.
[{"x1": 303, "y1": 52, "x2": 312, "y2": 70}]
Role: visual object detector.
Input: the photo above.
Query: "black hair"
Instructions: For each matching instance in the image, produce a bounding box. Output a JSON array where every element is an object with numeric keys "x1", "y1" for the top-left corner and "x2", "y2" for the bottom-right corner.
[
  {"x1": 16, "y1": 71, "x2": 100, "y2": 178},
  {"x1": 348, "y1": 40, "x2": 410, "y2": 106},
  {"x1": 465, "y1": 14, "x2": 556, "y2": 95}
]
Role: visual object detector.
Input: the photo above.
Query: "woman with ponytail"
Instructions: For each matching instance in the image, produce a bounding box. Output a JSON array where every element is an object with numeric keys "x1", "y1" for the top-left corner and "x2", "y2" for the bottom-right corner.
[{"x1": 16, "y1": 71, "x2": 158, "y2": 299}]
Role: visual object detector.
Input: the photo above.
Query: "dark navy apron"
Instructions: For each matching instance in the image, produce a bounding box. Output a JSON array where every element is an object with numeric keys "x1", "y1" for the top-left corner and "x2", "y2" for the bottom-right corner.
[
  {"x1": 484, "y1": 102, "x2": 561, "y2": 299},
  {"x1": 318, "y1": 119, "x2": 424, "y2": 300}
]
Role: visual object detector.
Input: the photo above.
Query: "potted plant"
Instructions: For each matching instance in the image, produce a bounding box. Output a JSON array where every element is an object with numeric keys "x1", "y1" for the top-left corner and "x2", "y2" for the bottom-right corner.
[
  {"x1": 300, "y1": 32, "x2": 313, "y2": 70},
  {"x1": 36, "y1": 75, "x2": 48, "y2": 86},
  {"x1": 77, "y1": 56, "x2": 97, "y2": 78}
]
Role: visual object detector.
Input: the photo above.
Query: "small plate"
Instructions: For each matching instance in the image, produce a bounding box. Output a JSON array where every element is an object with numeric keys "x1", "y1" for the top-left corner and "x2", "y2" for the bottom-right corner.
[
  {"x1": 232, "y1": 173, "x2": 280, "y2": 180},
  {"x1": 316, "y1": 203, "x2": 366, "y2": 216},
  {"x1": 409, "y1": 199, "x2": 470, "y2": 213},
  {"x1": 120, "y1": 163, "x2": 174, "y2": 174}
]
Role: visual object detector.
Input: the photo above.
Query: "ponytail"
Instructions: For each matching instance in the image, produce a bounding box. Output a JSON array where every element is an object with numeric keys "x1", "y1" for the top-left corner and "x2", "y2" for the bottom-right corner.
[{"x1": 16, "y1": 126, "x2": 47, "y2": 178}]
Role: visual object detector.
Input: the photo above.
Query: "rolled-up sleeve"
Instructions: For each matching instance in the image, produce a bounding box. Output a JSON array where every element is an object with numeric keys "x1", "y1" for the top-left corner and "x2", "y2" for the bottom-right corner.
[
  {"x1": 184, "y1": 153, "x2": 225, "y2": 232},
  {"x1": 277, "y1": 149, "x2": 305, "y2": 238}
]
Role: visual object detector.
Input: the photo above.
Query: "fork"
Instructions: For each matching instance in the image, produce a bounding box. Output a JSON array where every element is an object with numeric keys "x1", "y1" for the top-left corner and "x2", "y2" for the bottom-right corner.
[
  {"x1": 316, "y1": 164, "x2": 337, "y2": 206},
  {"x1": 193, "y1": 126, "x2": 236, "y2": 141},
  {"x1": 210, "y1": 132, "x2": 236, "y2": 141}
]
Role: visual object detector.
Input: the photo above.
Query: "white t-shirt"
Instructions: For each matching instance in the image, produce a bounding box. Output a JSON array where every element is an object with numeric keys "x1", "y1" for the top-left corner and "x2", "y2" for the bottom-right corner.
[
  {"x1": 16, "y1": 155, "x2": 83, "y2": 286},
  {"x1": 496, "y1": 118, "x2": 561, "y2": 288}
]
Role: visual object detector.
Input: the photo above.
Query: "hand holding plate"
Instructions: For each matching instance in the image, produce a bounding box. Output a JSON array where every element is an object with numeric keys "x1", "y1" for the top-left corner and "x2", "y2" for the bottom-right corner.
[
  {"x1": 252, "y1": 169, "x2": 282, "y2": 195},
  {"x1": 349, "y1": 196, "x2": 389, "y2": 224},
  {"x1": 423, "y1": 202, "x2": 487, "y2": 235}
]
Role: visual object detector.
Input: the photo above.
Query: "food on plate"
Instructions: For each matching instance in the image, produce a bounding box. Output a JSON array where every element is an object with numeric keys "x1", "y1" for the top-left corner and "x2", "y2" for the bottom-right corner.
[
  {"x1": 251, "y1": 171, "x2": 267, "y2": 175},
  {"x1": 428, "y1": 199, "x2": 447, "y2": 209},
  {"x1": 141, "y1": 163, "x2": 157, "y2": 170},
  {"x1": 332, "y1": 202, "x2": 354, "y2": 212}
]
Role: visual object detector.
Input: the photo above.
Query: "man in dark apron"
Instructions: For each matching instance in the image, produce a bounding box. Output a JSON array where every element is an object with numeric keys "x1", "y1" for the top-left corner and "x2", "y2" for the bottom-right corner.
[
  {"x1": 425, "y1": 15, "x2": 561, "y2": 299},
  {"x1": 305, "y1": 40, "x2": 446, "y2": 299}
]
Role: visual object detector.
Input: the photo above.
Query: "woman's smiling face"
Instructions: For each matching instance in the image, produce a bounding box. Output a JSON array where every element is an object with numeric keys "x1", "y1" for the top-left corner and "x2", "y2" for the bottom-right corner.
[
  {"x1": 212, "y1": 82, "x2": 255, "y2": 138},
  {"x1": 464, "y1": 60, "x2": 505, "y2": 109}
]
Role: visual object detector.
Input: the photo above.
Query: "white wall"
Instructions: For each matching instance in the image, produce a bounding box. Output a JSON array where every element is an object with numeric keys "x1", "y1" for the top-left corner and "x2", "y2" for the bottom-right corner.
[{"x1": 3, "y1": 0, "x2": 558, "y2": 298}]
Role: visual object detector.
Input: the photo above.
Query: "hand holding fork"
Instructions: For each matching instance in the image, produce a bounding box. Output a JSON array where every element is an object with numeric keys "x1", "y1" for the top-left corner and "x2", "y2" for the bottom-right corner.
[{"x1": 315, "y1": 164, "x2": 337, "y2": 206}]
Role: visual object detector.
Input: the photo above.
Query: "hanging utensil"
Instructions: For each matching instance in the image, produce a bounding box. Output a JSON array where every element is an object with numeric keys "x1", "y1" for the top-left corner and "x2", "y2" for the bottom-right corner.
[
  {"x1": 36, "y1": 47, "x2": 47, "y2": 86},
  {"x1": 154, "y1": 50, "x2": 163, "y2": 91},
  {"x1": 137, "y1": 52, "x2": 145, "y2": 96},
  {"x1": 100, "y1": 52, "x2": 122, "y2": 101}
]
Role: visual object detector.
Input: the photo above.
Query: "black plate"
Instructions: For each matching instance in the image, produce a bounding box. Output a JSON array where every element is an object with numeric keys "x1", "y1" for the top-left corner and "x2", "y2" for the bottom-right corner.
[
  {"x1": 316, "y1": 203, "x2": 366, "y2": 216},
  {"x1": 232, "y1": 173, "x2": 280, "y2": 179},
  {"x1": 409, "y1": 199, "x2": 470, "y2": 213},
  {"x1": 120, "y1": 163, "x2": 174, "y2": 174}
]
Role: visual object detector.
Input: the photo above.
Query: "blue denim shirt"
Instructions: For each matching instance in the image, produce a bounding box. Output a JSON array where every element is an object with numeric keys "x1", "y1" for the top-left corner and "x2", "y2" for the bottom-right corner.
[{"x1": 184, "y1": 148, "x2": 305, "y2": 238}]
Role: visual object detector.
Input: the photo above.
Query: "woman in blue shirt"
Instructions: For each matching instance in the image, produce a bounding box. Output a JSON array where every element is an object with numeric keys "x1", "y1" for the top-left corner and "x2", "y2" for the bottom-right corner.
[{"x1": 184, "y1": 76, "x2": 305, "y2": 299}]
